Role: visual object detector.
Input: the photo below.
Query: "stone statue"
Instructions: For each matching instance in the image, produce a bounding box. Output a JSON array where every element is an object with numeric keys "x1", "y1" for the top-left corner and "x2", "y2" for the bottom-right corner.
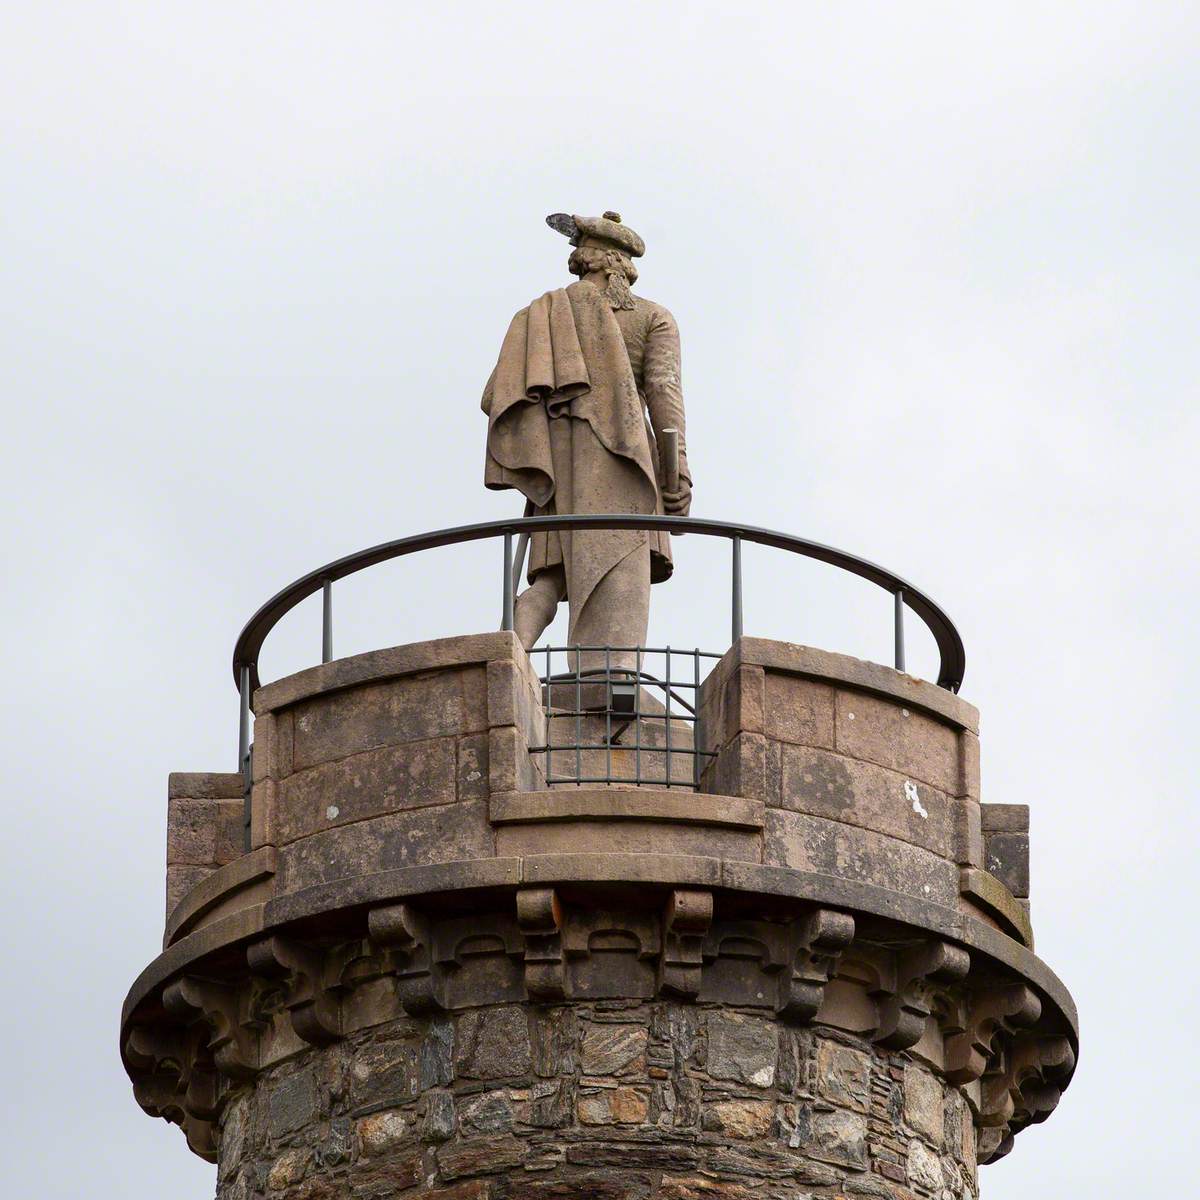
[{"x1": 482, "y1": 211, "x2": 691, "y2": 667}]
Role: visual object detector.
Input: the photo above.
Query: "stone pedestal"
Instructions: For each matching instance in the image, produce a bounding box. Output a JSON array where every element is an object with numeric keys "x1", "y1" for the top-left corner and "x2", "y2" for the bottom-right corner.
[{"x1": 122, "y1": 633, "x2": 1076, "y2": 1199}]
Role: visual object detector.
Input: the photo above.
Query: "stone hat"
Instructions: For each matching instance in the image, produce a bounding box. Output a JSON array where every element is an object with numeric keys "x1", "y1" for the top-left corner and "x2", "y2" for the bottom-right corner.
[{"x1": 546, "y1": 210, "x2": 645, "y2": 258}]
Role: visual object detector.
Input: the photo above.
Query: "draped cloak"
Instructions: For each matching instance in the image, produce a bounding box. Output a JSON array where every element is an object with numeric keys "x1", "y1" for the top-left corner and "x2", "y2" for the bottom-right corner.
[{"x1": 482, "y1": 281, "x2": 673, "y2": 647}]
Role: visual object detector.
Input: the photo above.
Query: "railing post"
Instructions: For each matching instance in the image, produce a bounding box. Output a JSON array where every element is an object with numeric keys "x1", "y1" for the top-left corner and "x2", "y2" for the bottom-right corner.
[
  {"x1": 322, "y1": 579, "x2": 333, "y2": 664},
  {"x1": 894, "y1": 589, "x2": 906, "y2": 673},
  {"x1": 238, "y1": 665, "x2": 252, "y2": 851},
  {"x1": 501, "y1": 532, "x2": 514, "y2": 632},
  {"x1": 731, "y1": 535, "x2": 743, "y2": 643}
]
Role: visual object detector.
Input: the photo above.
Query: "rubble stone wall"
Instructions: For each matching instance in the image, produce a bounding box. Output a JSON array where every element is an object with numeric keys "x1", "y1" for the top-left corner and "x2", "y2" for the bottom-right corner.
[{"x1": 216, "y1": 1000, "x2": 976, "y2": 1200}]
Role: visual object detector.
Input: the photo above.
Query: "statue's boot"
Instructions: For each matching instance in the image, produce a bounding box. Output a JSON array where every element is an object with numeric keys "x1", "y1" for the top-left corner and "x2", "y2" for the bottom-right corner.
[{"x1": 515, "y1": 568, "x2": 566, "y2": 650}]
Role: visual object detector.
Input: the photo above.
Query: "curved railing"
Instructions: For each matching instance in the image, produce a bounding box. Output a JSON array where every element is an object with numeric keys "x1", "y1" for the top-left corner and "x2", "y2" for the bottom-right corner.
[{"x1": 232, "y1": 514, "x2": 965, "y2": 693}]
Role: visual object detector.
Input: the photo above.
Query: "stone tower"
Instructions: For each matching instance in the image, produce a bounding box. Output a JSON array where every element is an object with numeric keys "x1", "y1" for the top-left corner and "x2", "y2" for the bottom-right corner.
[{"x1": 121, "y1": 617, "x2": 1077, "y2": 1198}]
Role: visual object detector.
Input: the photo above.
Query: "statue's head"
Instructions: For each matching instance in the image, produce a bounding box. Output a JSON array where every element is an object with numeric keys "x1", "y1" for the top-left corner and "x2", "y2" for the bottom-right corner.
[{"x1": 547, "y1": 211, "x2": 643, "y2": 310}]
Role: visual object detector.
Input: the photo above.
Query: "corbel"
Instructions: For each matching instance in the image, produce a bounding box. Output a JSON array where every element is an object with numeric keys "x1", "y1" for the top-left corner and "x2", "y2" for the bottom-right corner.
[
  {"x1": 778, "y1": 908, "x2": 855, "y2": 1022},
  {"x1": 658, "y1": 888, "x2": 713, "y2": 1000},
  {"x1": 161, "y1": 975, "x2": 259, "y2": 1082},
  {"x1": 246, "y1": 935, "x2": 343, "y2": 1046},
  {"x1": 944, "y1": 984, "x2": 1041, "y2": 1084},
  {"x1": 871, "y1": 938, "x2": 971, "y2": 1050},
  {"x1": 976, "y1": 1127, "x2": 1014, "y2": 1166},
  {"x1": 516, "y1": 887, "x2": 566, "y2": 1002},
  {"x1": 368, "y1": 902, "x2": 445, "y2": 1014},
  {"x1": 1009, "y1": 1035, "x2": 1075, "y2": 1127}
]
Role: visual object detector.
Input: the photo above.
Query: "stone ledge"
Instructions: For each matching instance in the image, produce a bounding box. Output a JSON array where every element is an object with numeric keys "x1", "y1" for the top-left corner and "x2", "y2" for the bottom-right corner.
[
  {"x1": 254, "y1": 631, "x2": 527, "y2": 714},
  {"x1": 164, "y1": 846, "x2": 277, "y2": 948},
  {"x1": 123, "y1": 854, "x2": 1076, "y2": 1044},
  {"x1": 961, "y1": 867, "x2": 1034, "y2": 949},
  {"x1": 489, "y1": 788, "x2": 765, "y2": 830},
  {"x1": 168, "y1": 771, "x2": 244, "y2": 800}
]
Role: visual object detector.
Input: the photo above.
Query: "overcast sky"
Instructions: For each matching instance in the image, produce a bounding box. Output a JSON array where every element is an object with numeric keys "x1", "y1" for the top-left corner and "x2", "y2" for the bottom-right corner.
[{"x1": 2, "y1": 3, "x2": 1197, "y2": 1196}]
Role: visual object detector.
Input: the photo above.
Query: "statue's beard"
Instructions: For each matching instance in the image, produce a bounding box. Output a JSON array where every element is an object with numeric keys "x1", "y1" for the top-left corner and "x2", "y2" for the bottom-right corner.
[{"x1": 604, "y1": 271, "x2": 635, "y2": 311}]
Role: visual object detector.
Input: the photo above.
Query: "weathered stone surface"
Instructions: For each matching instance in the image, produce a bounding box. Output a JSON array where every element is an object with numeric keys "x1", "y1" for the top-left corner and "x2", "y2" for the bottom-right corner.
[
  {"x1": 277, "y1": 737, "x2": 459, "y2": 843},
  {"x1": 349, "y1": 1037, "x2": 420, "y2": 1108},
  {"x1": 763, "y1": 809, "x2": 959, "y2": 904},
  {"x1": 580, "y1": 1021, "x2": 648, "y2": 1076},
  {"x1": 454, "y1": 1007, "x2": 532, "y2": 1079},
  {"x1": 436, "y1": 1134, "x2": 524, "y2": 1178},
  {"x1": 276, "y1": 799, "x2": 490, "y2": 892},
  {"x1": 907, "y1": 1137, "x2": 945, "y2": 1191},
  {"x1": 776, "y1": 744, "x2": 957, "y2": 857},
  {"x1": 834, "y1": 689, "x2": 960, "y2": 793},
  {"x1": 701, "y1": 1097, "x2": 775, "y2": 1138},
  {"x1": 762, "y1": 671, "x2": 836, "y2": 749},
  {"x1": 576, "y1": 1085, "x2": 650, "y2": 1124},
  {"x1": 816, "y1": 1041, "x2": 871, "y2": 1113},
  {"x1": 422, "y1": 1090, "x2": 457, "y2": 1141},
  {"x1": 706, "y1": 1012, "x2": 779, "y2": 1087},
  {"x1": 356, "y1": 1108, "x2": 408, "y2": 1156},
  {"x1": 804, "y1": 1108, "x2": 868, "y2": 1166},
  {"x1": 268, "y1": 1067, "x2": 319, "y2": 1137},
  {"x1": 983, "y1": 831, "x2": 1030, "y2": 898},
  {"x1": 903, "y1": 1063, "x2": 944, "y2": 1144},
  {"x1": 290, "y1": 666, "x2": 488, "y2": 771},
  {"x1": 459, "y1": 1090, "x2": 514, "y2": 1135}
]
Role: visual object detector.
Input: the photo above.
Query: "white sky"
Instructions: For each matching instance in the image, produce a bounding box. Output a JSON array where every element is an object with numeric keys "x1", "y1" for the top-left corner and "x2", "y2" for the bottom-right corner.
[{"x1": 2, "y1": 3, "x2": 1197, "y2": 1196}]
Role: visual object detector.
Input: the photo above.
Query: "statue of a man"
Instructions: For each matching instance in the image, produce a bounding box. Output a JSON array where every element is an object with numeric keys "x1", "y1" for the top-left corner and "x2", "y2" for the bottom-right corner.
[{"x1": 482, "y1": 212, "x2": 692, "y2": 668}]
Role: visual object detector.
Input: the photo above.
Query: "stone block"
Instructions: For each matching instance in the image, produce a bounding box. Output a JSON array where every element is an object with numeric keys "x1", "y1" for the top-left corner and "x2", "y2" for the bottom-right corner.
[
  {"x1": 776, "y1": 744, "x2": 957, "y2": 857},
  {"x1": 763, "y1": 809, "x2": 959, "y2": 905},
  {"x1": 458, "y1": 1090, "x2": 514, "y2": 1135},
  {"x1": 706, "y1": 1012, "x2": 779, "y2": 1088},
  {"x1": 277, "y1": 736, "x2": 459, "y2": 843},
  {"x1": 816, "y1": 1040, "x2": 871, "y2": 1112},
  {"x1": 803, "y1": 1108, "x2": 868, "y2": 1167},
  {"x1": 454, "y1": 1006, "x2": 532, "y2": 1080},
  {"x1": 700, "y1": 731, "x2": 767, "y2": 801},
  {"x1": 166, "y1": 863, "x2": 212, "y2": 918},
  {"x1": 289, "y1": 666, "x2": 488, "y2": 771},
  {"x1": 763, "y1": 671, "x2": 836, "y2": 748},
  {"x1": 266, "y1": 1147, "x2": 310, "y2": 1190},
  {"x1": 576, "y1": 1085, "x2": 650, "y2": 1124},
  {"x1": 580, "y1": 1021, "x2": 648, "y2": 1076},
  {"x1": 421, "y1": 1090, "x2": 456, "y2": 1141},
  {"x1": 981, "y1": 803, "x2": 1029, "y2": 833},
  {"x1": 701, "y1": 1097, "x2": 775, "y2": 1138},
  {"x1": 356, "y1": 1109, "x2": 408, "y2": 1156},
  {"x1": 903, "y1": 1063, "x2": 944, "y2": 1144},
  {"x1": 349, "y1": 1037, "x2": 420, "y2": 1109},
  {"x1": 436, "y1": 1135, "x2": 524, "y2": 1179},
  {"x1": 906, "y1": 1138, "x2": 945, "y2": 1191},
  {"x1": 267, "y1": 1066, "x2": 320, "y2": 1137},
  {"x1": 275, "y1": 800, "x2": 490, "y2": 893},
  {"x1": 834, "y1": 690, "x2": 960, "y2": 793},
  {"x1": 168, "y1": 771, "x2": 244, "y2": 800},
  {"x1": 167, "y1": 798, "x2": 219, "y2": 865},
  {"x1": 983, "y1": 831, "x2": 1030, "y2": 898},
  {"x1": 457, "y1": 734, "x2": 489, "y2": 802},
  {"x1": 959, "y1": 730, "x2": 981, "y2": 800}
]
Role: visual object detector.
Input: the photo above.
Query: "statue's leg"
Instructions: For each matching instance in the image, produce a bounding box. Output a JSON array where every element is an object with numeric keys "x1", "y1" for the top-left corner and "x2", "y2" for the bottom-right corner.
[{"x1": 515, "y1": 567, "x2": 566, "y2": 650}]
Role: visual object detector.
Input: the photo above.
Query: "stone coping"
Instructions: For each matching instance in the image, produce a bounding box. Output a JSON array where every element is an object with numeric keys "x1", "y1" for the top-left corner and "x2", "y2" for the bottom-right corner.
[
  {"x1": 163, "y1": 846, "x2": 277, "y2": 949},
  {"x1": 253, "y1": 631, "x2": 527, "y2": 714},
  {"x1": 715, "y1": 637, "x2": 979, "y2": 732},
  {"x1": 961, "y1": 866, "x2": 1034, "y2": 948},
  {"x1": 123, "y1": 852, "x2": 1076, "y2": 1047},
  {"x1": 489, "y1": 787, "x2": 765, "y2": 830}
]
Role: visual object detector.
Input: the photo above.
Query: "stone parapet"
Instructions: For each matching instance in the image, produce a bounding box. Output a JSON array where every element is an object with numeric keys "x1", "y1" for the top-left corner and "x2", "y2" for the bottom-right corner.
[{"x1": 124, "y1": 633, "x2": 1076, "y2": 1196}]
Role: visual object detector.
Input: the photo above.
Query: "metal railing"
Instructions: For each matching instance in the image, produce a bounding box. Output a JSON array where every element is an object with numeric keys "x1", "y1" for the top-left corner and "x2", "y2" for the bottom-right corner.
[
  {"x1": 231, "y1": 515, "x2": 966, "y2": 830},
  {"x1": 532, "y1": 645, "x2": 721, "y2": 789}
]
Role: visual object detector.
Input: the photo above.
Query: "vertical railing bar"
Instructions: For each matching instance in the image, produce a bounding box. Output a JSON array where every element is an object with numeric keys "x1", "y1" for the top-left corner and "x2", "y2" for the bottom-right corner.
[
  {"x1": 731, "y1": 535, "x2": 744, "y2": 643},
  {"x1": 545, "y1": 644, "x2": 552, "y2": 786},
  {"x1": 575, "y1": 645, "x2": 582, "y2": 787},
  {"x1": 635, "y1": 645, "x2": 643, "y2": 787},
  {"x1": 894, "y1": 589, "x2": 906, "y2": 673},
  {"x1": 501, "y1": 533, "x2": 514, "y2": 632},
  {"x1": 665, "y1": 646, "x2": 673, "y2": 789},
  {"x1": 321, "y1": 579, "x2": 333, "y2": 664},
  {"x1": 238, "y1": 665, "x2": 252, "y2": 852},
  {"x1": 604, "y1": 646, "x2": 612, "y2": 785},
  {"x1": 693, "y1": 646, "x2": 701, "y2": 790}
]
